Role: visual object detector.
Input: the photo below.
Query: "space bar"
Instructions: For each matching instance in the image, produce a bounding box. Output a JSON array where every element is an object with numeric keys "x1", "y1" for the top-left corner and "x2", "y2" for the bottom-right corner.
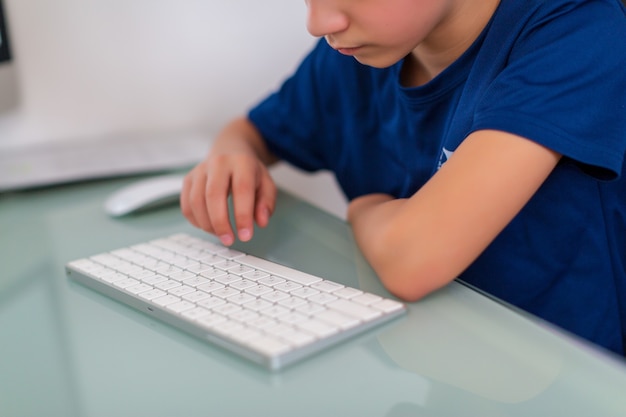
[{"x1": 238, "y1": 255, "x2": 323, "y2": 285}]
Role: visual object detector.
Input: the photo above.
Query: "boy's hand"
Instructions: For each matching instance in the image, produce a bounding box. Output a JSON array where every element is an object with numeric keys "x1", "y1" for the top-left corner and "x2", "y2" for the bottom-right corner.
[{"x1": 180, "y1": 118, "x2": 277, "y2": 246}]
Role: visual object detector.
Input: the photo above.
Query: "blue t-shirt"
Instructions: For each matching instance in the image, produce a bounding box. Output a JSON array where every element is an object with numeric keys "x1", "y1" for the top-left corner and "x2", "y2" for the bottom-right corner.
[{"x1": 248, "y1": 0, "x2": 626, "y2": 355}]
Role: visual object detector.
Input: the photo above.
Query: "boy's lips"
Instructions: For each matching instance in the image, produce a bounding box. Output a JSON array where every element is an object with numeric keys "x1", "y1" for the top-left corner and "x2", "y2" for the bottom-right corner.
[
  {"x1": 326, "y1": 37, "x2": 365, "y2": 56},
  {"x1": 335, "y1": 46, "x2": 363, "y2": 56}
]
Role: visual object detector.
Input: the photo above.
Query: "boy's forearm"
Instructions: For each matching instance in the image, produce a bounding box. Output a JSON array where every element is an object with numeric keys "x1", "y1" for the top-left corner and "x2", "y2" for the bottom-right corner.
[
  {"x1": 348, "y1": 192, "x2": 470, "y2": 302},
  {"x1": 210, "y1": 116, "x2": 279, "y2": 166}
]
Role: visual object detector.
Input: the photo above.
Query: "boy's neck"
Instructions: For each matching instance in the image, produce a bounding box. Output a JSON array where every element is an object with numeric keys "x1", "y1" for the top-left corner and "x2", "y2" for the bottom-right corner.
[{"x1": 401, "y1": 0, "x2": 500, "y2": 87}]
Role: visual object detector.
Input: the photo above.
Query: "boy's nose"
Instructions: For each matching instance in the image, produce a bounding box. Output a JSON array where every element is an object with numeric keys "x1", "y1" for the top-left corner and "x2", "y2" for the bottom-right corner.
[{"x1": 306, "y1": 0, "x2": 349, "y2": 38}]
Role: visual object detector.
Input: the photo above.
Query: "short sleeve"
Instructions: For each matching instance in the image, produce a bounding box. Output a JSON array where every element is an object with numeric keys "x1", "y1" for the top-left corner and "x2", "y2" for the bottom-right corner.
[
  {"x1": 472, "y1": 1, "x2": 626, "y2": 179},
  {"x1": 248, "y1": 40, "x2": 337, "y2": 172}
]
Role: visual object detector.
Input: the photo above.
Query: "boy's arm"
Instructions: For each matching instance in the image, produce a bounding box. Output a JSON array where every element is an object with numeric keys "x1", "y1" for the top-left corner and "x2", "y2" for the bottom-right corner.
[
  {"x1": 180, "y1": 117, "x2": 279, "y2": 246},
  {"x1": 347, "y1": 129, "x2": 561, "y2": 301}
]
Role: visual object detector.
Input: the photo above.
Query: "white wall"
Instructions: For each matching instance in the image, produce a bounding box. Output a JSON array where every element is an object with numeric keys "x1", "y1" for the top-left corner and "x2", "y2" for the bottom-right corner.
[{"x1": 0, "y1": 0, "x2": 348, "y2": 218}]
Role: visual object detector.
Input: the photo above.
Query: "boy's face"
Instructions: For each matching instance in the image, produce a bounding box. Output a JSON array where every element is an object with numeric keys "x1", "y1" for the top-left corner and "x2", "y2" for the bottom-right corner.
[{"x1": 305, "y1": 0, "x2": 454, "y2": 68}]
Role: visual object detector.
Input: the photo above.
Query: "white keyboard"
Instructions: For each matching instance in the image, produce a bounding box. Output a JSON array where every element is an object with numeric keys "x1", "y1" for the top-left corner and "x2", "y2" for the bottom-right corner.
[{"x1": 66, "y1": 233, "x2": 406, "y2": 370}]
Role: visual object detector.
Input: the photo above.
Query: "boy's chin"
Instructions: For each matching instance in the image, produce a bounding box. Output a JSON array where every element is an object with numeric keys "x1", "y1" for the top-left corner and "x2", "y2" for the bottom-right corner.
[{"x1": 352, "y1": 52, "x2": 404, "y2": 69}]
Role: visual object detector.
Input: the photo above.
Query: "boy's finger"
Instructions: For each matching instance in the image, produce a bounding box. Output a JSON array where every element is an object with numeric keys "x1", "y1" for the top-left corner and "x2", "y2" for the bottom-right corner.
[
  {"x1": 231, "y1": 164, "x2": 258, "y2": 242},
  {"x1": 205, "y1": 171, "x2": 235, "y2": 246},
  {"x1": 182, "y1": 169, "x2": 211, "y2": 232},
  {"x1": 255, "y1": 171, "x2": 277, "y2": 228}
]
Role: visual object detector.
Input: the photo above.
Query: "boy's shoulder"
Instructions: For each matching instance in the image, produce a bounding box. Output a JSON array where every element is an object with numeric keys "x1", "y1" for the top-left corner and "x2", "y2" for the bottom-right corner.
[
  {"x1": 488, "y1": 0, "x2": 625, "y2": 49},
  {"x1": 496, "y1": 0, "x2": 624, "y2": 20}
]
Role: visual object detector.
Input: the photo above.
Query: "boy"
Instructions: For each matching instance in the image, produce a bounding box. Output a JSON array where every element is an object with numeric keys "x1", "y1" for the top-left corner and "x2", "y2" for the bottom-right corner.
[{"x1": 181, "y1": 0, "x2": 626, "y2": 356}]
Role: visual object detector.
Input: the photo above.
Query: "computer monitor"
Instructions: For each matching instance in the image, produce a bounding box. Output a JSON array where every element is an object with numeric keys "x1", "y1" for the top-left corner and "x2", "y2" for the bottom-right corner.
[{"x1": 0, "y1": 0, "x2": 19, "y2": 112}]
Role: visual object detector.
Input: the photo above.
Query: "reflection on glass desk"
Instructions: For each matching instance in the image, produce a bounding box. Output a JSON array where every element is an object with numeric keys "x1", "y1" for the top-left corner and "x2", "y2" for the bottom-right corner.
[{"x1": 1, "y1": 175, "x2": 626, "y2": 417}]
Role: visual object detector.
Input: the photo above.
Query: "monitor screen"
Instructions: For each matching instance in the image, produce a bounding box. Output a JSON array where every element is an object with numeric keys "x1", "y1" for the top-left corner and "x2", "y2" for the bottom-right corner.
[{"x1": 0, "y1": 0, "x2": 11, "y2": 64}]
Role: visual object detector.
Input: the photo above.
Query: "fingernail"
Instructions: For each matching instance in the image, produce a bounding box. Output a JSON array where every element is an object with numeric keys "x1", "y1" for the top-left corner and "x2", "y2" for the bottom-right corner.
[
  {"x1": 219, "y1": 234, "x2": 234, "y2": 246},
  {"x1": 259, "y1": 208, "x2": 271, "y2": 226},
  {"x1": 238, "y1": 228, "x2": 252, "y2": 242}
]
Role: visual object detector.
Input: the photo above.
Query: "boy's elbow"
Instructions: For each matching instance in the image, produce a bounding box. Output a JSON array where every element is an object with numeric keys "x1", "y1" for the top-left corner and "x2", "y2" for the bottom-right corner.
[
  {"x1": 377, "y1": 263, "x2": 452, "y2": 302},
  {"x1": 367, "y1": 232, "x2": 456, "y2": 302}
]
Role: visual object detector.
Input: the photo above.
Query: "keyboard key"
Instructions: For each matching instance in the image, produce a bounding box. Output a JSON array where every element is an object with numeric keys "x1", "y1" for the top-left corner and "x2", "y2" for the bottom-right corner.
[
  {"x1": 142, "y1": 274, "x2": 169, "y2": 285},
  {"x1": 229, "y1": 310, "x2": 260, "y2": 323},
  {"x1": 261, "y1": 290, "x2": 290, "y2": 303},
  {"x1": 273, "y1": 281, "x2": 303, "y2": 293},
  {"x1": 197, "y1": 281, "x2": 225, "y2": 293},
  {"x1": 197, "y1": 254, "x2": 224, "y2": 265},
  {"x1": 68, "y1": 259, "x2": 107, "y2": 274},
  {"x1": 297, "y1": 319, "x2": 338, "y2": 338},
  {"x1": 249, "y1": 336, "x2": 291, "y2": 356},
  {"x1": 169, "y1": 270, "x2": 196, "y2": 282},
  {"x1": 167, "y1": 300, "x2": 196, "y2": 313},
  {"x1": 155, "y1": 280, "x2": 182, "y2": 291},
  {"x1": 91, "y1": 254, "x2": 123, "y2": 267},
  {"x1": 138, "y1": 288, "x2": 167, "y2": 300},
  {"x1": 101, "y1": 272, "x2": 129, "y2": 284},
  {"x1": 197, "y1": 296, "x2": 226, "y2": 310},
  {"x1": 277, "y1": 329, "x2": 315, "y2": 347},
  {"x1": 225, "y1": 264, "x2": 254, "y2": 276},
  {"x1": 243, "y1": 298, "x2": 273, "y2": 312},
  {"x1": 229, "y1": 279, "x2": 256, "y2": 291},
  {"x1": 185, "y1": 262, "x2": 214, "y2": 274},
  {"x1": 213, "y1": 321, "x2": 245, "y2": 336},
  {"x1": 277, "y1": 296, "x2": 307, "y2": 309},
  {"x1": 153, "y1": 294, "x2": 181, "y2": 307},
  {"x1": 126, "y1": 283, "x2": 153, "y2": 295},
  {"x1": 262, "y1": 305, "x2": 290, "y2": 318},
  {"x1": 277, "y1": 311, "x2": 308, "y2": 325},
  {"x1": 307, "y1": 292, "x2": 338, "y2": 305},
  {"x1": 182, "y1": 290, "x2": 212, "y2": 303},
  {"x1": 227, "y1": 292, "x2": 256, "y2": 306},
  {"x1": 229, "y1": 327, "x2": 263, "y2": 344},
  {"x1": 200, "y1": 268, "x2": 228, "y2": 280},
  {"x1": 327, "y1": 299, "x2": 382, "y2": 321},
  {"x1": 333, "y1": 287, "x2": 363, "y2": 299},
  {"x1": 214, "y1": 274, "x2": 242, "y2": 285},
  {"x1": 212, "y1": 302, "x2": 243, "y2": 316},
  {"x1": 181, "y1": 307, "x2": 212, "y2": 320},
  {"x1": 128, "y1": 269, "x2": 157, "y2": 281},
  {"x1": 245, "y1": 284, "x2": 273, "y2": 297},
  {"x1": 246, "y1": 316, "x2": 279, "y2": 330},
  {"x1": 258, "y1": 275, "x2": 286, "y2": 287},
  {"x1": 294, "y1": 302, "x2": 326, "y2": 316},
  {"x1": 290, "y1": 287, "x2": 320, "y2": 299},
  {"x1": 372, "y1": 299, "x2": 405, "y2": 313},
  {"x1": 155, "y1": 264, "x2": 183, "y2": 276},
  {"x1": 196, "y1": 313, "x2": 227, "y2": 329},
  {"x1": 265, "y1": 323, "x2": 295, "y2": 337},
  {"x1": 311, "y1": 280, "x2": 344, "y2": 293},
  {"x1": 212, "y1": 287, "x2": 241, "y2": 299},
  {"x1": 242, "y1": 270, "x2": 270, "y2": 281},
  {"x1": 315, "y1": 310, "x2": 360, "y2": 330},
  {"x1": 214, "y1": 260, "x2": 241, "y2": 271},
  {"x1": 352, "y1": 293, "x2": 383, "y2": 306},
  {"x1": 168, "y1": 285, "x2": 196, "y2": 297},
  {"x1": 216, "y1": 248, "x2": 245, "y2": 260},
  {"x1": 239, "y1": 255, "x2": 322, "y2": 286},
  {"x1": 182, "y1": 276, "x2": 211, "y2": 287}
]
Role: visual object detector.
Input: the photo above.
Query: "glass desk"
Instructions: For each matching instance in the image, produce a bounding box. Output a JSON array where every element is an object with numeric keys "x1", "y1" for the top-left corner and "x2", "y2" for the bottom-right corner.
[{"x1": 2, "y1": 175, "x2": 626, "y2": 417}]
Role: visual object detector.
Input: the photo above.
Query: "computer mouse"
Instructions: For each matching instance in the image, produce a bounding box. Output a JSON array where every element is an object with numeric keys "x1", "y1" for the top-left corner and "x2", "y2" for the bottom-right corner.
[{"x1": 104, "y1": 174, "x2": 185, "y2": 217}]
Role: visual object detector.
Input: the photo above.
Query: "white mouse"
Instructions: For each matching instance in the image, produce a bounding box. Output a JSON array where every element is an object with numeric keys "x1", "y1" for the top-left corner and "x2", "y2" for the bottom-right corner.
[{"x1": 104, "y1": 174, "x2": 185, "y2": 217}]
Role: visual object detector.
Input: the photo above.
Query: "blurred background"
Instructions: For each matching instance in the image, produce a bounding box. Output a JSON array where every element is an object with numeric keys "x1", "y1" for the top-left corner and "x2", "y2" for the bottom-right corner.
[{"x1": 0, "y1": 0, "x2": 348, "y2": 217}]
